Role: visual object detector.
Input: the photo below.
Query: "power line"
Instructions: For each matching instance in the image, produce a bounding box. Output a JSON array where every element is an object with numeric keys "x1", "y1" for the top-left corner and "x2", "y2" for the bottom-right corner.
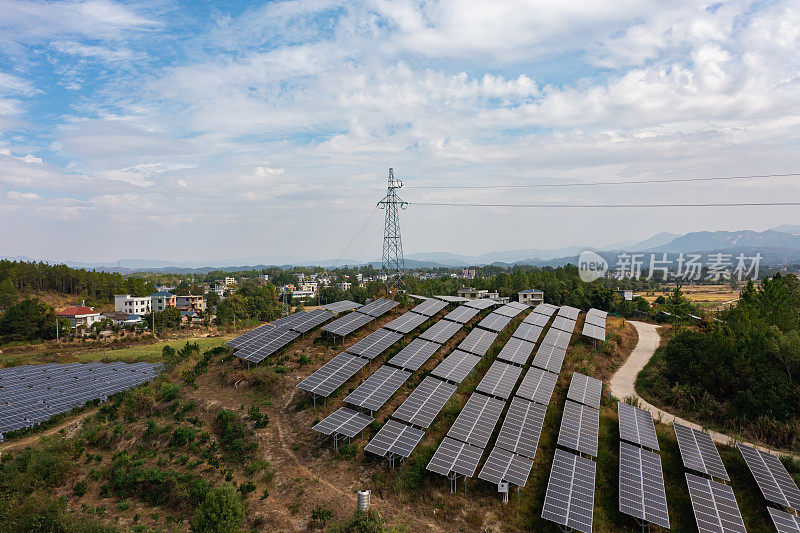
[
  {"x1": 405, "y1": 172, "x2": 800, "y2": 189},
  {"x1": 332, "y1": 206, "x2": 379, "y2": 267},
  {"x1": 409, "y1": 201, "x2": 800, "y2": 208}
]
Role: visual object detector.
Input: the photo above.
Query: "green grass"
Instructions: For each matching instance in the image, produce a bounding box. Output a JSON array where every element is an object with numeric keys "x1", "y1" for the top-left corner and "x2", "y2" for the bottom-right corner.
[{"x1": 77, "y1": 337, "x2": 230, "y2": 364}]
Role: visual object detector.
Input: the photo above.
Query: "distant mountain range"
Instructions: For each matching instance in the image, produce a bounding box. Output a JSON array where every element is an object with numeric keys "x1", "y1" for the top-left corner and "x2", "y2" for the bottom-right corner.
[{"x1": 4, "y1": 225, "x2": 800, "y2": 273}]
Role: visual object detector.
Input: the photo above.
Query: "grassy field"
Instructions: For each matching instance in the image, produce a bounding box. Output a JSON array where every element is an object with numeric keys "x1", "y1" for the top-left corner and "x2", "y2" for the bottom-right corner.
[
  {"x1": 642, "y1": 283, "x2": 741, "y2": 310},
  {"x1": 0, "y1": 335, "x2": 231, "y2": 367}
]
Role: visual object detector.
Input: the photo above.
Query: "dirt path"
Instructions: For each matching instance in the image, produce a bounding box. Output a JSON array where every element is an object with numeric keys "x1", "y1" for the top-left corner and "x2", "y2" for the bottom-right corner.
[
  {"x1": 609, "y1": 321, "x2": 795, "y2": 458},
  {"x1": 0, "y1": 408, "x2": 97, "y2": 454}
]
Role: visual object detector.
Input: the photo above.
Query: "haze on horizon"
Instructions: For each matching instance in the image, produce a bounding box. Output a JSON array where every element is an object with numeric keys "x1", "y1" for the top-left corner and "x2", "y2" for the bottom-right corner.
[{"x1": 1, "y1": 0, "x2": 799, "y2": 265}]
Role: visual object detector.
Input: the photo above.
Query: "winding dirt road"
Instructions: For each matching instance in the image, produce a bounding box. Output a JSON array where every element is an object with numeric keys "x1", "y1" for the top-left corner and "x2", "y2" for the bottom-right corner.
[{"x1": 609, "y1": 321, "x2": 793, "y2": 458}]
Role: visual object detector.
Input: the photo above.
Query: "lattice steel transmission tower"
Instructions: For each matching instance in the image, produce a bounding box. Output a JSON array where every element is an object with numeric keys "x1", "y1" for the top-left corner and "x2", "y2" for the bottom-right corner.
[{"x1": 378, "y1": 168, "x2": 407, "y2": 288}]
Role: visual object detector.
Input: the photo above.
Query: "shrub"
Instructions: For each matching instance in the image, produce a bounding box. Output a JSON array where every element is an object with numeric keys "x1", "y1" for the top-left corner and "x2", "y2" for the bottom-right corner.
[
  {"x1": 73, "y1": 480, "x2": 87, "y2": 497},
  {"x1": 213, "y1": 410, "x2": 256, "y2": 463},
  {"x1": 170, "y1": 427, "x2": 198, "y2": 447},
  {"x1": 158, "y1": 383, "x2": 180, "y2": 402},
  {"x1": 311, "y1": 506, "x2": 333, "y2": 528},
  {"x1": 189, "y1": 484, "x2": 244, "y2": 533}
]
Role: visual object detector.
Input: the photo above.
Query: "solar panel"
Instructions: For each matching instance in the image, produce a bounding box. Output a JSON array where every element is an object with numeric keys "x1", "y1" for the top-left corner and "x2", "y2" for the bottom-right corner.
[
  {"x1": 619, "y1": 441, "x2": 670, "y2": 529},
  {"x1": 534, "y1": 303, "x2": 559, "y2": 317},
  {"x1": 443, "y1": 305, "x2": 480, "y2": 324},
  {"x1": 542, "y1": 448, "x2": 596, "y2": 533},
  {"x1": 618, "y1": 402, "x2": 660, "y2": 451},
  {"x1": 511, "y1": 322, "x2": 544, "y2": 344},
  {"x1": 476, "y1": 361, "x2": 522, "y2": 400},
  {"x1": 495, "y1": 396, "x2": 546, "y2": 458},
  {"x1": 506, "y1": 301, "x2": 529, "y2": 310},
  {"x1": 430, "y1": 350, "x2": 481, "y2": 384},
  {"x1": 464, "y1": 298, "x2": 499, "y2": 310},
  {"x1": 567, "y1": 372, "x2": 603, "y2": 409},
  {"x1": 558, "y1": 400, "x2": 599, "y2": 456},
  {"x1": 478, "y1": 447, "x2": 534, "y2": 487},
  {"x1": 347, "y1": 328, "x2": 403, "y2": 360},
  {"x1": 447, "y1": 393, "x2": 505, "y2": 448},
  {"x1": 769, "y1": 507, "x2": 800, "y2": 533},
  {"x1": 392, "y1": 376, "x2": 457, "y2": 428},
  {"x1": 387, "y1": 338, "x2": 440, "y2": 371},
  {"x1": 411, "y1": 298, "x2": 449, "y2": 317},
  {"x1": 584, "y1": 313, "x2": 607, "y2": 327},
  {"x1": 383, "y1": 311, "x2": 429, "y2": 334},
  {"x1": 497, "y1": 337, "x2": 536, "y2": 365},
  {"x1": 673, "y1": 422, "x2": 729, "y2": 481},
  {"x1": 0, "y1": 362, "x2": 161, "y2": 437},
  {"x1": 532, "y1": 343, "x2": 567, "y2": 374},
  {"x1": 271, "y1": 311, "x2": 309, "y2": 329},
  {"x1": 296, "y1": 352, "x2": 368, "y2": 397},
  {"x1": 226, "y1": 323, "x2": 275, "y2": 349},
  {"x1": 290, "y1": 308, "x2": 335, "y2": 333},
  {"x1": 234, "y1": 327, "x2": 300, "y2": 363},
  {"x1": 358, "y1": 298, "x2": 400, "y2": 317},
  {"x1": 427, "y1": 436, "x2": 484, "y2": 478},
  {"x1": 516, "y1": 367, "x2": 558, "y2": 405},
  {"x1": 435, "y1": 295, "x2": 470, "y2": 303},
  {"x1": 523, "y1": 312, "x2": 550, "y2": 327},
  {"x1": 321, "y1": 311, "x2": 374, "y2": 336},
  {"x1": 322, "y1": 300, "x2": 362, "y2": 313},
  {"x1": 541, "y1": 327, "x2": 572, "y2": 350},
  {"x1": 685, "y1": 472, "x2": 747, "y2": 533},
  {"x1": 738, "y1": 443, "x2": 800, "y2": 509},
  {"x1": 419, "y1": 319, "x2": 463, "y2": 344},
  {"x1": 477, "y1": 312, "x2": 513, "y2": 332},
  {"x1": 312, "y1": 407, "x2": 373, "y2": 437},
  {"x1": 493, "y1": 304, "x2": 527, "y2": 318},
  {"x1": 558, "y1": 306, "x2": 580, "y2": 320},
  {"x1": 458, "y1": 328, "x2": 498, "y2": 356},
  {"x1": 364, "y1": 420, "x2": 424, "y2": 459},
  {"x1": 551, "y1": 316, "x2": 577, "y2": 333},
  {"x1": 586, "y1": 308, "x2": 608, "y2": 319},
  {"x1": 344, "y1": 365, "x2": 411, "y2": 412},
  {"x1": 582, "y1": 323, "x2": 606, "y2": 341}
]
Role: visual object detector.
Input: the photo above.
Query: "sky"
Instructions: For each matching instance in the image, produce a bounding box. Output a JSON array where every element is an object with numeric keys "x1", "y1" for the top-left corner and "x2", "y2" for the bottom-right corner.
[{"x1": 1, "y1": 0, "x2": 799, "y2": 265}]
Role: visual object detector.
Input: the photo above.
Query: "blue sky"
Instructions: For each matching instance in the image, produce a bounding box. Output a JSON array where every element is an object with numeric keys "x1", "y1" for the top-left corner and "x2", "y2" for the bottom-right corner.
[{"x1": 1, "y1": 0, "x2": 799, "y2": 264}]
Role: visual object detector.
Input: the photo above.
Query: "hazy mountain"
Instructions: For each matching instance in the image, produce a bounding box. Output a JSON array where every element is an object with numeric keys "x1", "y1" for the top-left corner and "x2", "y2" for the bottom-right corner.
[
  {"x1": 652, "y1": 230, "x2": 800, "y2": 253},
  {"x1": 626, "y1": 232, "x2": 682, "y2": 251},
  {"x1": 772, "y1": 225, "x2": 800, "y2": 235}
]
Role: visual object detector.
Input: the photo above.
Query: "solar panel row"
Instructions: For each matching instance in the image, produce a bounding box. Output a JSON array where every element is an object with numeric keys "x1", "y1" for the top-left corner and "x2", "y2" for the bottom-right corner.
[
  {"x1": 410, "y1": 298, "x2": 449, "y2": 317},
  {"x1": 738, "y1": 443, "x2": 800, "y2": 509},
  {"x1": 619, "y1": 441, "x2": 670, "y2": 529},
  {"x1": 475, "y1": 361, "x2": 522, "y2": 400},
  {"x1": 344, "y1": 365, "x2": 411, "y2": 412},
  {"x1": 383, "y1": 311, "x2": 430, "y2": 334},
  {"x1": 312, "y1": 407, "x2": 373, "y2": 437},
  {"x1": 566, "y1": 372, "x2": 603, "y2": 409},
  {"x1": 496, "y1": 336, "x2": 536, "y2": 365},
  {"x1": 618, "y1": 402, "x2": 660, "y2": 451},
  {"x1": 673, "y1": 422, "x2": 729, "y2": 481},
  {"x1": 458, "y1": 328, "x2": 498, "y2": 356},
  {"x1": 477, "y1": 312, "x2": 513, "y2": 333},
  {"x1": 347, "y1": 328, "x2": 403, "y2": 360},
  {"x1": 542, "y1": 448, "x2": 596, "y2": 533},
  {"x1": 557, "y1": 400, "x2": 600, "y2": 457}
]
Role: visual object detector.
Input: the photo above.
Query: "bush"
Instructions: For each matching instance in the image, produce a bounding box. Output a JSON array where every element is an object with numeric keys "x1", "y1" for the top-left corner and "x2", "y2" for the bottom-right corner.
[
  {"x1": 158, "y1": 383, "x2": 181, "y2": 402},
  {"x1": 190, "y1": 484, "x2": 244, "y2": 533},
  {"x1": 73, "y1": 480, "x2": 87, "y2": 497},
  {"x1": 170, "y1": 427, "x2": 197, "y2": 447},
  {"x1": 213, "y1": 410, "x2": 256, "y2": 463}
]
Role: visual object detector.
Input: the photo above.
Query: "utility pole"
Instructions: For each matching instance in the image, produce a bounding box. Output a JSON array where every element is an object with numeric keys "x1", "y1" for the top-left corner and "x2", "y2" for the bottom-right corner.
[
  {"x1": 378, "y1": 168, "x2": 407, "y2": 291},
  {"x1": 55, "y1": 319, "x2": 59, "y2": 342}
]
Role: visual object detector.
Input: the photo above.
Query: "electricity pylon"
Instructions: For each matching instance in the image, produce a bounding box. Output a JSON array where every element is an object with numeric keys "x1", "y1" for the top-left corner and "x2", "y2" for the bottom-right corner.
[{"x1": 378, "y1": 168, "x2": 407, "y2": 290}]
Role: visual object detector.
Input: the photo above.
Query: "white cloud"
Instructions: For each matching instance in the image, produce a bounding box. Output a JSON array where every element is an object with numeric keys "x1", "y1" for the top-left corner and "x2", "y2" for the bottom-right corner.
[{"x1": 6, "y1": 190, "x2": 40, "y2": 200}]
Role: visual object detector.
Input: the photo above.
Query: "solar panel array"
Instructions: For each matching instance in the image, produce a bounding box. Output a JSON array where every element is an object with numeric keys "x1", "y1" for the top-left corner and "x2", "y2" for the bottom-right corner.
[
  {"x1": 511, "y1": 322, "x2": 544, "y2": 343},
  {"x1": 523, "y1": 312, "x2": 550, "y2": 327},
  {"x1": 358, "y1": 297, "x2": 400, "y2": 317},
  {"x1": 542, "y1": 448, "x2": 596, "y2": 533},
  {"x1": 347, "y1": 329, "x2": 403, "y2": 360},
  {"x1": 435, "y1": 295, "x2": 470, "y2": 303},
  {"x1": 228, "y1": 324, "x2": 301, "y2": 363},
  {"x1": 464, "y1": 298, "x2": 499, "y2": 310},
  {"x1": 532, "y1": 343, "x2": 567, "y2": 374},
  {"x1": 673, "y1": 422, "x2": 729, "y2": 481},
  {"x1": 583, "y1": 308, "x2": 607, "y2": 341},
  {"x1": 321, "y1": 311, "x2": 374, "y2": 337},
  {"x1": 392, "y1": 376, "x2": 457, "y2": 429},
  {"x1": 321, "y1": 300, "x2": 362, "y2": 313},
  {"x1": 619, "y1": 441, "x2": 670, "y2": 529},
  {"x1": 551, "y1": 315, "x2": 577, "y2": 333},
  {"x1": 0, "y1": 362, "x2": 161, "y2": 438},
  {"x1": 387, "y1": 338, "x2": 440, "y2": 371},
  {"x1": 458, "y1": 328, "x2": 498, "y2": 356},
  {"x1": 447, "y1": 393, "x2": 505, "y2": 448},
  {"x1": 535, "y1": 303, "x2": 559, "y2": 316},
  {"x1": 494, "y1": 397, "x2": 546, "y2": 458},
  {"x1": 312, "y1": 407, "x2": 373, "y2": 437},
  {"x1": 419, "y1": 319, "x2": 463, "y2": 344},
  {"x1": 618, "y1": 402, "x2": 660, "y2": 450},
  {"x1": 516, "y1": 367, "x2": 558, "y2": 405},
  {"x1": 297, "y1": 352, "x2": 368, "y2": 397},
  {"x1": 410, "y1": 298, "x2": 449, "y2": 317},
  {"x1": 542, "y1": 327, "x2": 572, "y2": 350},
  {"x1": 443, "y1": 305, "x2": 480, "y2": 324},
  {"x1": 558, "y1": 305, "x2": 581, "y2": 320},
  {"x1": 567, "y1": 372, "x2": 603, "y2": 409},
  {"x1": 769, "y1": 507, "x2": 800, "y2": 533},
  {"x1": 477, "y1": 312, "x2": 513, "y2": 333},
  {"x1": 475, "y1": 361, "x2": 522, "y2": 399},
  {"x1": 427, "y1": 436, "x2": 484, "y2": 478},
  {"x1": 738, "y1": 443, "x2": 800, "y2": 509},
  {"x1": 557, "y1": 400, "x2": 600, "y2": 457},
  {"x1": 496, "y1": 336, "x2": 536, "y2": 365},
  {"x1": 291, "y1": 308, "x2": 336, "y2": 333},
  {"x1": 685, "y1": 473, "x2": 747, "y2": 533},
  {"x1": 384, "y1": 311, "x2": 429, "y2": 334},
  {"x1": 478, "y1": 447, "x2": 533, "y2": 487},
  {"x1": 431, "y1": 350, "x2": 481, "y2": 383},
  {"x1": 493, "y1": 303, "x2": 527, "y2": 318},
  {"x1": 344, "y1": 365, "x2": 411, "y2": 412},
  {"x1": 364, "y1": 420, "x2": 425, "y2": 459}
]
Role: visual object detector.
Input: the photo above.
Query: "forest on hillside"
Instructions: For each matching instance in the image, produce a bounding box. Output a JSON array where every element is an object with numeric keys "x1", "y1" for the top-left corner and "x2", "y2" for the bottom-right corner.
[{"x1": 639, "y1": 273, "x2": 800, "y2": 450}]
